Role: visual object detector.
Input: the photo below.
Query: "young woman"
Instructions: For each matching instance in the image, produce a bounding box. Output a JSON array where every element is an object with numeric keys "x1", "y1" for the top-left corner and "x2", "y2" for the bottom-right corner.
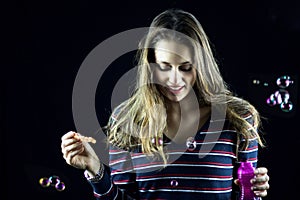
[{"x1": 61, "y1": 8, "x2": 270, "y2": 199}]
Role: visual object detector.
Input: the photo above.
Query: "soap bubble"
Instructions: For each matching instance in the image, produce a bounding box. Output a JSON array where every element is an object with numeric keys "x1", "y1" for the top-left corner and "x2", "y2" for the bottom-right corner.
[
  {"x1": 39, "y1": 175, "x2": 66, "y2": 191},
  {"x1": 186, "y1": 137, "x2": 197, "y2": 151},
  {"x1": 49, "y1": 175, "x2": 61, "y2": 186},
  {"x1": 55, "y1": 181, "x2": 66, "y2": 191},
  {"x1": 280, "y1": 101, "x2": 293, "y2": 112},
  {"x1": 274, "y1": 89, "x2": 290, "y2": 104},
  {"x1": 266, "y1": 94, "x2": 277, "y2": 106},
  {"x1": 39, "y1": 177, "x2": 50, "y2": 187},
  {"x1": 276, "y1": 75, "x2": 294, "y2": 88}
]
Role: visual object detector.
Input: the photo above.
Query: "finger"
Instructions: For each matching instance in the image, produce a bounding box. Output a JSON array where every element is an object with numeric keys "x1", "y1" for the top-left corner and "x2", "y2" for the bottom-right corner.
[
  {"x1": 252, "y1": 174, "x2": 270, "y2": 184},
  {"x1": 254, "y1": 189, "x2": 268, "y2": 197},
  {"x1": 61, "y1": 133, "x2": 81, "y2": 149},
  {"x1": 74, "y1": 134, "x2": 96, "y2": 144},
  {"x1": 234, "y1": 179, "x2": 240, "y2": 186},
  {"x1": 62, "y1": 142, "x2": 83, "y2": 159},
  {"x1": 254, "y1": 167, "x2": 268, "y2": 175},
  {"x1": 252, "y1": 183, "x2": 270, "y2": 191},
  {"x1": 61, "y1": 131, "x2": 76, "y2": 141},
  {"x1": 65, "y1": 146, "x2": 84, "y2": 165}
]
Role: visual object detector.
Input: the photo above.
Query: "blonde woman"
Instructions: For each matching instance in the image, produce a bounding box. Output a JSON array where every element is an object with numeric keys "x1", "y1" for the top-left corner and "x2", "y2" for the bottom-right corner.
[{"x1": 61, "y1": 8, "x2": 270, "y2": 199}]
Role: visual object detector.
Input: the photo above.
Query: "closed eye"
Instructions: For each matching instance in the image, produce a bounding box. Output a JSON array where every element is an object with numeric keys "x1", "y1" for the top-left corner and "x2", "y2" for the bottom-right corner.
[
  {"x1": 179, "y1": 64, "x2": 193, "y2": 72},
  {"x1": 156, "y1": 63, "x2": 172, "y2": 71},
  {"x1": 155, "y1": 62, "x2": 193, "y2": 72}
]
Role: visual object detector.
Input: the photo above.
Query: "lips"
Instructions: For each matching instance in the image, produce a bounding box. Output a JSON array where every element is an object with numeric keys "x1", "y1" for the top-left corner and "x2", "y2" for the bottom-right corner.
[{"x1": 167, "y1": 86, "x2": 185, "y2": 95}]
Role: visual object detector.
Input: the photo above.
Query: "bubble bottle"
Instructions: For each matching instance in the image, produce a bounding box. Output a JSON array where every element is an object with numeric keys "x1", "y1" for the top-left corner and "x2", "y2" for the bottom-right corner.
[{"x1": 237, "y1": 161, "x2": 260, "y2": 200}]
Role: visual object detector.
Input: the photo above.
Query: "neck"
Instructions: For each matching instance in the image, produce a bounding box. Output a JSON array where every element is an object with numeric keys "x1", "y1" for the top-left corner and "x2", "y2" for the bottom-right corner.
[
  {"x1": 165, "y1": 93, "x2": 200, "y2": 117},
  {"x1": 164, "y1": 94, "x2": 211, "y2": 143}
]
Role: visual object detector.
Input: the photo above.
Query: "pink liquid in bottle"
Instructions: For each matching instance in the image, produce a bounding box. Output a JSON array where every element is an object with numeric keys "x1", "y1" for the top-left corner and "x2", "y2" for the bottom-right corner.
[{"x1": 237, "y1": 161, "x2": 259, "y2": 200}]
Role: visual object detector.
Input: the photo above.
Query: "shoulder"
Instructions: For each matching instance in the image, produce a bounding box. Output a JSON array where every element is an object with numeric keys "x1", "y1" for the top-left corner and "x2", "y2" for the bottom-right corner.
[
  {"x1": 241, "y1": 112, "x2": 255, "y2": 126},
  {"x1": 228, "y1": 96, "x2": 257, "y2": 115},
  {"x1": 111, "y1": 105, "x2": 122, "y2": 122},
  {"x1": 226, "y1": 96, "x2": 259, "y2": 125},
  {"x1": 110, "y1": 100, "x2": 129, "y2": 122}
]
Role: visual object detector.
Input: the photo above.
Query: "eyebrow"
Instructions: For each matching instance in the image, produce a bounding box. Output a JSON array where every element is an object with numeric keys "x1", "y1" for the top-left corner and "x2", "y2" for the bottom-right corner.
[{"x1": 157, "y1": 61, "x2": 191, "y2": 65}]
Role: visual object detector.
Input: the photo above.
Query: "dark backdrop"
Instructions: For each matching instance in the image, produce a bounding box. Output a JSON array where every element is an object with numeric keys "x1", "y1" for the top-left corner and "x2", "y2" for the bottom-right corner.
[{"x1": 2, "y1": 0, "x2": 300, "y2": 199}]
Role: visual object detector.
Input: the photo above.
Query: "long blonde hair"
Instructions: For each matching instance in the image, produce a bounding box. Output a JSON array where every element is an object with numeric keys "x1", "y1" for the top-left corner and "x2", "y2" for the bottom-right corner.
[{"x1": 106, "y1": 8, "x2": 265, "y2": 163}]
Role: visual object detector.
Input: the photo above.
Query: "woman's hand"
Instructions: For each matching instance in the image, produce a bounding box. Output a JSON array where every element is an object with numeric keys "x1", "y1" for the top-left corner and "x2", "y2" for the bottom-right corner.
[
  {"x1": 61, "y1": 131, "x2": 100, "y2": 175},
  {"x1": 251, "y1": 167, "x2": 270, "y2": 197},
  {"x1": 234, "y1": 167, "x2": 270, "y2": 198}
]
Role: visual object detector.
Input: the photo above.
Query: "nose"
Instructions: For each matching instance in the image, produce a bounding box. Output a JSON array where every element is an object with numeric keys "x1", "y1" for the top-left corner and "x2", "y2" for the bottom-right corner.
[{"x1": 169, "y1": 68, "x2": 182, "y2": 85}]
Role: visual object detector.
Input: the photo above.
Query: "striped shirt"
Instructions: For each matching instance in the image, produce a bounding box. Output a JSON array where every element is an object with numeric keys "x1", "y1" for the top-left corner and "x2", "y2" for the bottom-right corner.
[{"x1": 86, "y1": 114, "x2": 260, "y2": 200}]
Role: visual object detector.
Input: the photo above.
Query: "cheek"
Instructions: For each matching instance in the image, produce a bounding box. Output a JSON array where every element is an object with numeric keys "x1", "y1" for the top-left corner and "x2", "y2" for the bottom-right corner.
[
  {"x1": 190, "y1": 75, "x2": 197, "y2": 86},
  {"x1": 184, "y1": 70, "x2": 197, "y2": 86},
  {"x1": 153, "y1": 70, "x2": 167, "y2": 83}
]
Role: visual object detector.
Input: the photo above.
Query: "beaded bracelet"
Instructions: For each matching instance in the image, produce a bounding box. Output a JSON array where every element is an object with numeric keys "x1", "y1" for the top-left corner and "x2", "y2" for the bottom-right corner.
[{"x1": 84, "y1": 163, "x2": 105, "y2": 183}]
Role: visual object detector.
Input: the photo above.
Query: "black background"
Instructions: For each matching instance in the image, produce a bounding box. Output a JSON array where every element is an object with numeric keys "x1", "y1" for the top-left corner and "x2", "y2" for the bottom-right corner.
[{"x1": 2, "y1": 0, "x2": 300, "y2": 199}]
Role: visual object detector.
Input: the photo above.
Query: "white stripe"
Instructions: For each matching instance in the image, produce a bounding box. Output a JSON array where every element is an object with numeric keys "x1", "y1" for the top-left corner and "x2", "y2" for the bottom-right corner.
[
  {"x1": 168, "y1": 152, "x2": 236, "y2": 158},
  {"x1": 109, "y1": 158, "x2": 130, "y2": 166},
  {"x1": 114, "y1": 181, "x2": 136, "y2": 185},
  {"x1": 137, "y1": 176, "x2": 233, "y2": 182},
  {"x1": 109, "y1": 151, "x2": 129, "y2": 155},
  {"x1": 197, "y1": 141, "x2": 235, "y2": 145},
  {"x1": 130, "y1": 149, "x2": 237, "y2": 160},
  {"x1": 139, "y1": 188, "x2": 232, "y2": 193},
  {"x1": 249, "y1": 137, "x2": 258, "y2": 141},
  {"x1": 237, "y1": 160, "x2": 258, "y2": 165},
  {"x1": 130, "y1": 152, "x2": 235, "y2": 161},
  {"x1": 240, "y1": 137, "x2": 258, "y2": 142},
  {"x1": 200, "y1": 129, "x2": 237, "y2": 134},
  {"x1": 111, "y1": 169, "x2": 135, "y2": 175},
  {"x1": 133, "y1": 163, "x2": 233, "y2": 171},
  {"x1": 239, "y1": 148, "x2": 258, "y2": 154},
  {"x1": 111, "y1": 159, "x2": 235, "y2": 175},
  {"x1": 244, "y1": 115, "x2": 252, "y2": 120}
]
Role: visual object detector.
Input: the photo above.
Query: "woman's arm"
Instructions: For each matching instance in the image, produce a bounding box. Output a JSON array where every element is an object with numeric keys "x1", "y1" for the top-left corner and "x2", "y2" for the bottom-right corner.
[{"x1": 61, "y1": 131, "x2": 138, "y2": 199}]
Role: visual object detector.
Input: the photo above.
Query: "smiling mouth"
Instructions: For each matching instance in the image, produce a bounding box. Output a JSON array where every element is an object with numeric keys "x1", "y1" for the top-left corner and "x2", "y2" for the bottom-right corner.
[{"x1": 167, "y1": 86, "x2": 185, "y2": 94}]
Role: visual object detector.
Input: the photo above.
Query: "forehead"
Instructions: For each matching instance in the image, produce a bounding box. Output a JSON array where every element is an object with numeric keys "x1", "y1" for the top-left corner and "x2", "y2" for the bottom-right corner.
[{"x1": 154, "y1": 40, "x2": 193, "y2": 64}]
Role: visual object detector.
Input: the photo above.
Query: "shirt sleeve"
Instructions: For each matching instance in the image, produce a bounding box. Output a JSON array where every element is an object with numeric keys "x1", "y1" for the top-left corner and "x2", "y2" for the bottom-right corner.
[
  {"x1": 237, "y1": 113, "x2": 259, "y2": 167},
  {"x1": 85, "y1": 104, "x2": 139, "y2": 200},
  {"x1": 231, "y1": 113, "x2": 260, "y2": 199},
  {"x1": 85, "y1": 144, "x2": 138, "y2": 200}
]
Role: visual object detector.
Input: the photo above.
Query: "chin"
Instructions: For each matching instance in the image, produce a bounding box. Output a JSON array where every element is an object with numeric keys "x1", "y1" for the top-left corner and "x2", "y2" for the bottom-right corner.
[
  {"x1": 165, "y1": 94, "x2": 186, "y2": 102},
  {"x1": 159, "y1": 87, "x2": 188, "y2": 102}
]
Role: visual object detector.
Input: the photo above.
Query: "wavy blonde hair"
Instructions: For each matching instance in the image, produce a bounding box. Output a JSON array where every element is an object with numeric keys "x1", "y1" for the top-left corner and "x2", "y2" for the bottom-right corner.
[{"x1": 106, "y1": 8, "x2": 265, "y2": 163}]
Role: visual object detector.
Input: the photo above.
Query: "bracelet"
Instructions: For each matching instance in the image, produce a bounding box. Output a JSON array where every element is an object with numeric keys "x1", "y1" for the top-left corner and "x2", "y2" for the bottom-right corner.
[{"x1": 84, "y1": 163, "x2": 105, "y2": 183}]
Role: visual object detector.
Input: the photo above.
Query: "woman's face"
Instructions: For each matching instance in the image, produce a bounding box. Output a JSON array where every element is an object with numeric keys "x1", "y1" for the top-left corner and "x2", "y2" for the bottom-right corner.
[{"x1": 153, "y1": 40, "x2": 197, "y2": 102}]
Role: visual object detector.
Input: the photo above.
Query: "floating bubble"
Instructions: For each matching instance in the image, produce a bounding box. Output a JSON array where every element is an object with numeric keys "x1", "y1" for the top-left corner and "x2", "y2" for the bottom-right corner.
[
  {"x1": 280, "y1": 101, "x2": 293, "y2": 112},
  {"x1": 276, "y1": 75, "x2": 294, "y2": 88},
  {"x1": 275, "y1": 89, "x2": 290, "y2": 104},
  {"x1": 55, "y1": 181, "x2": 66, "y2": 191},
  {"x1": 252, "y1": 79, "x2": 260, "y2": 85},
  {"x1": 49, "y1": 175, "x2": 61, "y2": 186},
  {"x1": 39, "y1": 177, "x2": 50, "y2": 187},
  {"x1": 170, "y1": 180, "x2": 178, "y2": 187},
  {"x1": 39, "y1": 175, "x2": 66, "y2": 191},
  {"x1": 266, "y1": 94, "x2": 277, "y2": 106},
  {"x1": 266, "y1": 88, "x2": 293, "y2": 112},
  {"x1": 186, "y1": 137, "x2": 197, "y2": 151}
]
